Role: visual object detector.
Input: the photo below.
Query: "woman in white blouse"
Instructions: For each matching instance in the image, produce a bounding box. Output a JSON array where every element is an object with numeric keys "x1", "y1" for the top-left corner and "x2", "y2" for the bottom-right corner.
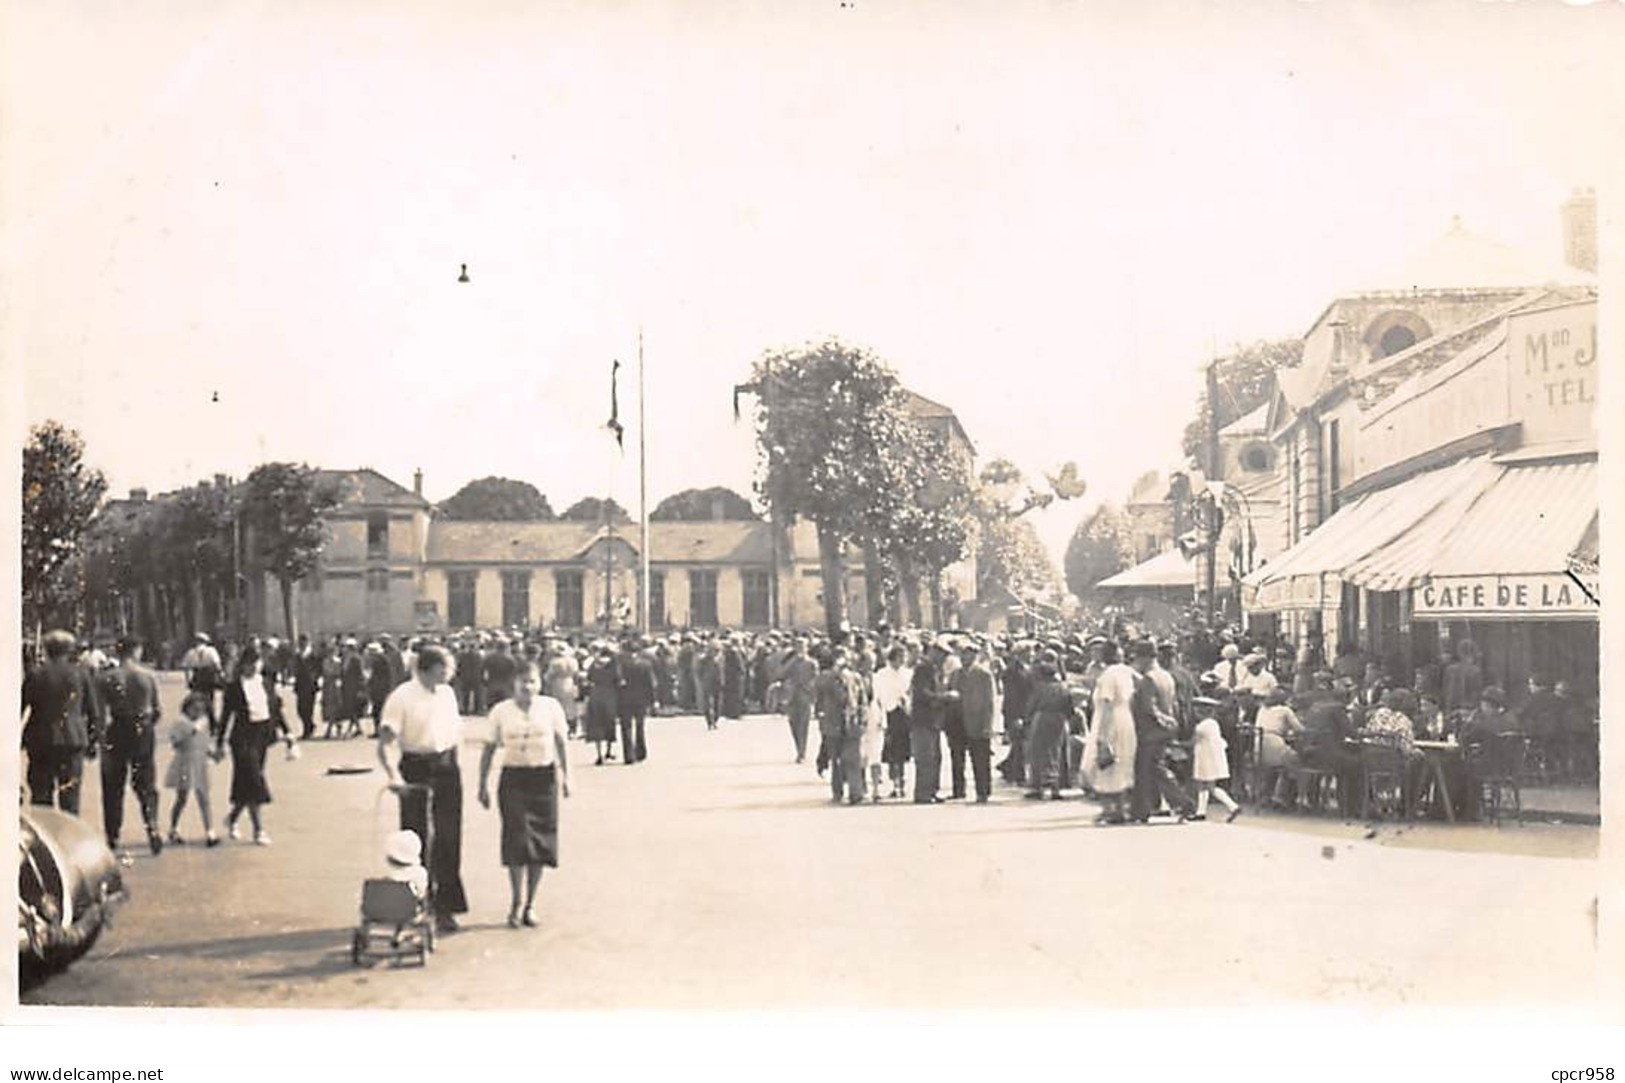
[
  {"x1": 478, "y1": 662, "x2": 571, "y2": 928},
  {"x1": 216, "y1": 646, "x2": 294, "y2": 845}
]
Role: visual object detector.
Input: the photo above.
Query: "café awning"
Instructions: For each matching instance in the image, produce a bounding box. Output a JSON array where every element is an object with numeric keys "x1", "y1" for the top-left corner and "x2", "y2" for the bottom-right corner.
[
  {"x1": 1429, "y1": 457, "x2": 1596, "y2": 579},
  {"x1": 1097, "y1": 548, "x2": 1196, "y2": 590},
  {"x1": 1410, "y1": 457, "x2": 1598, "y2": 620},
  {"x1": 1243, "y1": 456, "x2": 1500, "y2": 611}
]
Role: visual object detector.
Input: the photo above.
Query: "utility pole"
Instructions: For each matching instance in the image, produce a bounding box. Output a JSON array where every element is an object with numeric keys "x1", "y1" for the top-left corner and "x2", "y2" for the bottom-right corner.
[
  {"x1": 638, "y1": 328, "x2": 650, "y2": 634},
  {"x1": 1205, "y1": 356, "x2": 1223, "y2": 629}
]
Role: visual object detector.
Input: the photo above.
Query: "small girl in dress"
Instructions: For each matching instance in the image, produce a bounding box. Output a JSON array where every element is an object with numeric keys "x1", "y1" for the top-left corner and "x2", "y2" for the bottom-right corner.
[
  {"x1": 1190, "y1": 696, "x2": 1242, "y2": 823},
  {"x1": 166, "y1": 692, "x2": 220, "y2": 846}
]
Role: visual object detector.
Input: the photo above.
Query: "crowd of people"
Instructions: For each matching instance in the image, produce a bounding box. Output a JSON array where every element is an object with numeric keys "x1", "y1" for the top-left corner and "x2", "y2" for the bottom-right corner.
[{"x1": 20, "y1": 617, "x2": 1599, "y2": 932}]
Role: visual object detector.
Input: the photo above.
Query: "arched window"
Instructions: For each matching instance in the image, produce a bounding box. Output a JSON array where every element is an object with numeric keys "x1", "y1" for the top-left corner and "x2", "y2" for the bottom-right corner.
[
  {"x1": 1379, "y1": 325, "x2": 1418, "y2": 357},
  {"x1": 1365, "y1": 310, "x2": 1433, "y2": 361},
  {"x1": 1238, "y1": 441, "x2": 1274, "y2": 473}
]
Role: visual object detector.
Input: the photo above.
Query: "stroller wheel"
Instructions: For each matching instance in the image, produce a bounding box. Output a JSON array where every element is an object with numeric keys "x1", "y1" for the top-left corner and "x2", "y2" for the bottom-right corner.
[{"x1": 350, "y1": 929, "x2": 365, "y2": 966}]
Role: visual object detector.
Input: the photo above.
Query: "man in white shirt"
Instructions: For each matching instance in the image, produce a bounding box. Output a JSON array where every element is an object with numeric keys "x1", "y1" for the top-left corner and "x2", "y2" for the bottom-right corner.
[
  {"x1": 1208, "y1": 643, "x2": 1246, "y2": 694},
  {"x1": 180, "y1": 632, "x2": 224, "y2": 729},
  {"x1": 377, "y1": 645, "x2": 467, "y2": 933}
]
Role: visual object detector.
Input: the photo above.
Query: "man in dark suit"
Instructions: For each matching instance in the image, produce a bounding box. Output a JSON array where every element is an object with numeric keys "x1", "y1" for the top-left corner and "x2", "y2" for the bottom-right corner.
[
  {"x1": 98, "y1": 637, "x2": 164, "y2": 855},
  {"x1": 1128, "y1": 639, "x2": 1194, "y2": 822},
  {"x1": 21, "y1": 629, "x2": 102, "y2": 814},
  {"x1": 454, "y1": 637, "x2": 485, "y2": 716},
  {"x1": 908, "y1": 641, "x2": 955, "y2": 804},
  {"x1": 293, "y1": 633, "x2": 323, "y2": 739},
  {"x1": 482, "y1": 638, "x2": 517, "y2": 711},
  {"x1": 617, "y1": 638, "x2": 657, "y2": 763}
]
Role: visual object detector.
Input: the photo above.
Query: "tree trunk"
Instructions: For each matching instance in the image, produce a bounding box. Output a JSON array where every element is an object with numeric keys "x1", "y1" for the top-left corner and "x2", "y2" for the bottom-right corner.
[
  {"x1": 280, "y1": 575, "x2": 297, "y2": 641},
  {"x1": 815, "y1": 520, "x2": 847, "y2": 637},
  {"x1": 896, "y1": 550, "x2": 923, "y2": 628},
  {"x1": 861, "y1": 543, "x2": 886, "y2": 630},
  {"x1": 927, "y1": 569, "x2": 944, "y2": 630}
]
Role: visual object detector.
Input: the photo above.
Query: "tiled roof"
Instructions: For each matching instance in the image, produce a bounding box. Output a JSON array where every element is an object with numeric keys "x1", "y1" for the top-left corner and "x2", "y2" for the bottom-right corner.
[
  {"x1": 319, "y1": 468, "x2": 429, "y2": 509},
  {"x1": 426, "y1": 520, "x2": 775, "y2": 565}
]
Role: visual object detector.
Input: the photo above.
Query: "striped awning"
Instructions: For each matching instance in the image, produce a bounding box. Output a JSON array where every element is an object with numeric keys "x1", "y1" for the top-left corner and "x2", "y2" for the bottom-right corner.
[
  {"x1": 1244, "y1": 456, "x2": 1498, "y2": 610},
  {"x1": 1428, "y1": 458, "x2": 1596, "y2": 578}
]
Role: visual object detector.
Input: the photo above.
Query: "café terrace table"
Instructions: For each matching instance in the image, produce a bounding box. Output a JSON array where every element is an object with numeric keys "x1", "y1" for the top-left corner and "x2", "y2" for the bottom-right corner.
[
  {"x1": 1338, "y1": 737, "x2": 1461, "y2": 823},
  {"x1": 1411, "y1": 739, "x2": 1460, "y2": 823}
]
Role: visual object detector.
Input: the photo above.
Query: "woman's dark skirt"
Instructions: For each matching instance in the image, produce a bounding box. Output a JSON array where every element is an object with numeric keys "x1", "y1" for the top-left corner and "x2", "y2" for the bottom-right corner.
[
  {"x1": 498, "y1": 765, "x2": 559, "y2": 868},
  {"x1": 882, "y1": 707, "x2": 912, "y2": 766},
  {"x1": 584, "y1": 695, "x2": 618, "y2": 742},
  {"x1": 229, "y1": 720, "x2": 276, "y2": 806}
]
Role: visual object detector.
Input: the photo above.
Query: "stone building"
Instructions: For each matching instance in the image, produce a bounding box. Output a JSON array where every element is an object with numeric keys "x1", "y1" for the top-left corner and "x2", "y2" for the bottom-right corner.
[
  {"x1": 246, "y1": 390, "x2": 979, "y2": 637},
  {"x1": 1243, "y1": 201, "x2": 1598, "y2": 695}
]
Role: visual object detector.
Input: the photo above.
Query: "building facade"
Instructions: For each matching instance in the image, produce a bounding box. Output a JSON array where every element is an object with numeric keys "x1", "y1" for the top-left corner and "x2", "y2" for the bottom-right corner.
[{"x1": 1243, "y1": 203, "x2": 1598, "y2": 697}]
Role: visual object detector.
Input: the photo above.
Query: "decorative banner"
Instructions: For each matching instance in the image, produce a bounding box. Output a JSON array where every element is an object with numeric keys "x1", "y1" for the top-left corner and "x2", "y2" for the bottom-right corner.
[{"x1": 1413, "y1": 573, "x2": 1599, "y2": 619}]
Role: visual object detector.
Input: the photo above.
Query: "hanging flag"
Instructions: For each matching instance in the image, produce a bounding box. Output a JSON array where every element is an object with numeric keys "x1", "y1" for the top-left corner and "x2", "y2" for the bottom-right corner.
[{"x1": 607, "y1": 359, "x2": 625, "y2": 449}]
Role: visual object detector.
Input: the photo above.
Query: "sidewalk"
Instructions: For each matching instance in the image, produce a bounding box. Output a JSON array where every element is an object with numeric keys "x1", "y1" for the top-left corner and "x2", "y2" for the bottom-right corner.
[{"x1": 1520, "y1": 783, "x2": 1600, "y2": 825}]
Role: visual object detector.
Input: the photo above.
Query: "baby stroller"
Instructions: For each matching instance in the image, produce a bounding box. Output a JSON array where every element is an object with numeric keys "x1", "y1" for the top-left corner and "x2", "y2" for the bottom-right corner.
[{"x1": 351, "y1": 783, "x2": 435, "y2": 967}]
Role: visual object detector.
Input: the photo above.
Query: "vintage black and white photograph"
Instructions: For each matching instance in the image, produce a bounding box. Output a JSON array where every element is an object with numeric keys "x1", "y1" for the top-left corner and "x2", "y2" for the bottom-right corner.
[{"x1": 7, "y1": 0, "x2": 1623, "y2": 1048}]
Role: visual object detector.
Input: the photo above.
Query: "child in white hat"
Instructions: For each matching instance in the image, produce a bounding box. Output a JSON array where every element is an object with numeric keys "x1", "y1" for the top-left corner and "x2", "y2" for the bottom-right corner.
[{"x1": 383, "y1": 829, "x2": 429, "y2": 899}]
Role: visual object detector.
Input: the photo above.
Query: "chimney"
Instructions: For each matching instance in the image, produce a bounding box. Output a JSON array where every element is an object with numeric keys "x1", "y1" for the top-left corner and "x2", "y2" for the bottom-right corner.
[
  {"x1": 413, "y1": 468, "x2": 423, "y2": 497},
  {"x1": 1562, "y1": 188, "x2": 1597, "y2": 273},
  {"x1": 130, "y1": 487, "x2": 148, "y2": 503}
]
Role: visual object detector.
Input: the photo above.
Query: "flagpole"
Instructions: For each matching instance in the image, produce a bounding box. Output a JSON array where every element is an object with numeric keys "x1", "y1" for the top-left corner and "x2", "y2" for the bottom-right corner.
[{"x1": 638, "y1": 327, "x2": 651, "y2": 633}]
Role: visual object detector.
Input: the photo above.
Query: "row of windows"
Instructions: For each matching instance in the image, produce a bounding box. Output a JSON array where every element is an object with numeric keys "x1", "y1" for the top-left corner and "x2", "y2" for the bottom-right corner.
[{"x1": 439, "y1": 568, "x2": 773, "y2": 629}]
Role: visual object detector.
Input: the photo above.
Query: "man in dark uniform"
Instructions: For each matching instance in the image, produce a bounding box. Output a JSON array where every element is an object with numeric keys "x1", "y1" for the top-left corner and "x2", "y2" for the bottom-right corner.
[
  {"x1": 293, "y1": 633, "x2": 323, "y2": 739},
  {"x1": 98, "y1": 637, "x2": 165, "y2": 856},
  {"x1": 617, "y1": 637, "x2": 657, "y2": 764},
  {"x1": 21, "y1": 629, "x2": 101, "y2": 814}
]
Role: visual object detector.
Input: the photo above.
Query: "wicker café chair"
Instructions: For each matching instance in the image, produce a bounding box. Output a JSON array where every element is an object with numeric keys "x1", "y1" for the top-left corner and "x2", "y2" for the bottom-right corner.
[
  {"x1": 1358, "y1": 739, "x2": 1409, "y2": 822},
  {"x1": 1466, "y1": 732, "x2": 1528, "y2": 827}
]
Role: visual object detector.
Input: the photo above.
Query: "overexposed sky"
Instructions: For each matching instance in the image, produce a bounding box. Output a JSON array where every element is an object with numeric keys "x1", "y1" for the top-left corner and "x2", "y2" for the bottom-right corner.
[{"x1": 7, "y1": 0, "x2": 1622, "y2": 561}]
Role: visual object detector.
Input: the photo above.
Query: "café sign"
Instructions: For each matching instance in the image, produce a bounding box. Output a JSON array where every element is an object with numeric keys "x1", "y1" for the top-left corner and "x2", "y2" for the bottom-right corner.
[{"x1": 1413, "y1": 573, "x2": 1599, "y2": 619}]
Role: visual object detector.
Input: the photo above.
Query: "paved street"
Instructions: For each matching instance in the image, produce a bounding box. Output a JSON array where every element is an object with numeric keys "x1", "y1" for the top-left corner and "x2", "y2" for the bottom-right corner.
[{"x1": 23, "y1": 675, "x2": 1603, "y2": 1011}]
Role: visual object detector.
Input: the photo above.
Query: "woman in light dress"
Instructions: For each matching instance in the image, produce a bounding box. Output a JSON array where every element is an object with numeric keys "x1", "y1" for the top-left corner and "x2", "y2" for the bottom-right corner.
[
  {"x1": 478, "y1": 662, "x2": 571, "y2": 928},
  {"x1": 543, "y1": 642, "x2": 582, "y2": 739},
  {"x1": 1083, "y1": 641, "x2": 1137, "y2": 825}
]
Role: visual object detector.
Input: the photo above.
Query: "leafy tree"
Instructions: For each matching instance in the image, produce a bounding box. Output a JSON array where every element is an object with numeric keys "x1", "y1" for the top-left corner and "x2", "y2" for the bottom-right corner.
[
  {"x1": 437, "y1": 477, "x2": 556, "y2": 521},
  {"x1": 651, "y1": 487, "x2": 760, "y2": 522},
  {"x1": 744, "y1": 339, "x2": 927, "y2": 634},
  {"x1": 1063, "y1": 503, "x2": 1136, "y2": 606},
  {"x1": 976, "y1": 515, "x2": 1062, "y2": 603},
  {"x1": 1181, "y1": 338, "x2": 1304, "y2": 466},
  {"x1": 560, "y1": 496, "x2": 631, "y2": 524},
  {"x1": 969, "y1": 458, "x2": 1076, "y2": 612},
  {"x1": 242, "y1": 462, "x2": 343, "y2": 640},
  {"x1": 22, "y1": 421, "x2": 108, "y2": 633},
  {"x1": 881, "y1": 423, "x2": 975, "y2": 627}
]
